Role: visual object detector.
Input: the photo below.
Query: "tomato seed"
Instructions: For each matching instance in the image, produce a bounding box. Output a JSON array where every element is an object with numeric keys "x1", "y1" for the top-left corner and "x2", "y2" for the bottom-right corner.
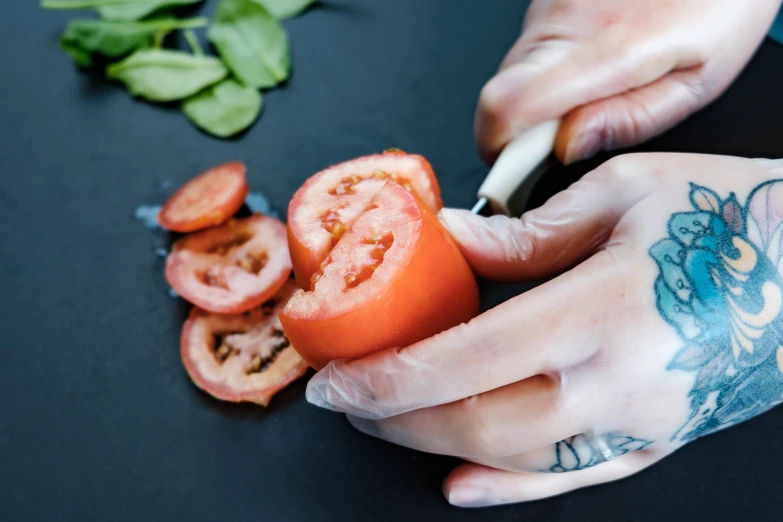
[
  {"x1": 344, "y1": 232, "x2": 394, "y2": 289},
  {"x1": 237, "y1": 251, "x2": 268, "y2": 274},
  {"x1": 199, "y1": 269, "x2": 229, "y2": 290},
  {"x1": 205, "y1": 233, "x2": 252, "y2": 254}
]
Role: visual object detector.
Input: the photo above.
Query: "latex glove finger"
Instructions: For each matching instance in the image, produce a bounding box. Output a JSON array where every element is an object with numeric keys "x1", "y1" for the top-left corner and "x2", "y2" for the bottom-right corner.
[
  {"x1": 554, "y1": 69, "x2": 705, "y2": 165},
  {"x1": 307, "y1": 248, "x2": 622, "y2": 420},
  {"x1": 345, "y1": 375, "x2": 590, "y2": 459},
  {"x1": 437, "y1": 165, "x2": 653, "y2": 281},
  {"x1": 443, "y1": 452, "x2": 658, "y2": 507}
]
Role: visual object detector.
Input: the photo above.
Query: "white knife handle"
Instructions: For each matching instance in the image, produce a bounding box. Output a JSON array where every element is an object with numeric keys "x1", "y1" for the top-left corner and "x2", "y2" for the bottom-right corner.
[{"x1": 477, "y1": 120, "x2": 559, "y2": 215}]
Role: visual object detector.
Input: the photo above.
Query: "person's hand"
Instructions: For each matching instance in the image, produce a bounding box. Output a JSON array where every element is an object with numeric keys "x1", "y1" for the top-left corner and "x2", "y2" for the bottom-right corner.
[
  {"x1": 305, "y1": 153, "x2": 783, "y2": 507},
  {"x1": 476, "y1": 0, "x2": 782, "y2": 164}
]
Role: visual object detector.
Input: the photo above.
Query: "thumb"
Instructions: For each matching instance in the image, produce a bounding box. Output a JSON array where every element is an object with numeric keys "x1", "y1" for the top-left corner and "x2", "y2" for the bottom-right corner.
[
  {"x1": 439, "y1": 161, "x2": 653, "y2": 281},
  {"x1": 554, "y1": 69, "x2": 706, "y2": 165}
]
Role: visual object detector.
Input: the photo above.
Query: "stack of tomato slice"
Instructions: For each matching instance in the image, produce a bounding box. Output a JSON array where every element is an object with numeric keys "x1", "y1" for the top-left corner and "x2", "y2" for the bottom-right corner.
[
  {"x1": 160, "y1": 152, "x2": 480, "y2": 404},
  {"x1": 281, "y1": 150, "x2": 480, "y2": 370},
  {"x1": 160, "y1": 162, "x2": 307, "y2": 406}
]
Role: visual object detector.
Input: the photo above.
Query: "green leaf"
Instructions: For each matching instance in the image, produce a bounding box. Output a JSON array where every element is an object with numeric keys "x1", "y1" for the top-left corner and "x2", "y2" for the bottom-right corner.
[
  {"x1": 41, "y1": 0, "x2": 204, "y2": 22},
  {"x1": 182, "y1": 78, "x2": 263, "y2": 138},
  {"x1": 106, "y1": 49, "x2": 227, "y2": 102},
  {"x1": 253, "y1": 0, "x2": 317, "y2": 20},
  {"x1": 59, "y1": 17, "x2": 207, "y2": 67},
  {"x1": 208, "y1": 0, "x2": 290, "y2": 89}
]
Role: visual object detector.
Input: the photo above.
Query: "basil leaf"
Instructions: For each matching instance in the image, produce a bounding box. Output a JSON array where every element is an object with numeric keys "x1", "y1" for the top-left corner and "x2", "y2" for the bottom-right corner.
[
  {"x1": 41, "y1": 0, "x2": 204, "y2": 22},
  {"x1": 59, "y1": 17, "x2": 207, "y2": 67},
  {"x1": 254, "y1": 0, "x2": 317, "y2": 20},
  {"x1": 182, "y1": 78, "x2": 263, "y2": 137},
  {"x1": 208, "y1": 0, "x2": 290, "y2": 89},
  {"x1": 106, "y1": 49, "x2": 227, "y2": 102}
]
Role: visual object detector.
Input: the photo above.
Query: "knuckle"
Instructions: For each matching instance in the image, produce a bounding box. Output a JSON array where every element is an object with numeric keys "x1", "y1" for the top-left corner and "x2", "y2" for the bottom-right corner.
[
  {"x1": 477, "y1": 78, "x2": 510, "y2": 127},
  {"x1": 588, "y1": 153, "x2": 648, "y2": 186},
  {"x1": 456, "y1": 397, "x2": 508, "y2": 457},
  {"x1": 503, "y1": 215, "x2": 537, "y2": 265}
]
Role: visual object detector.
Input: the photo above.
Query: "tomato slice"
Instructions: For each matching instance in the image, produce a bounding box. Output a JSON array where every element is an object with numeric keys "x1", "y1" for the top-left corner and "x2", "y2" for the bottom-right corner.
[
  {"x1": 166, "y1": 214, "x2": 292, "y2": 314},
  {"x1": 181, "y1": 281, "x2": 308, "y2": 406},
  {"x1": 280, "y1": 182, "x2": 478, "y2": 370},
  {"x1": 287, "y1": 151, "x2": 442, "y2": 289},
  {"x1": 158, "y1": 162, "x2": 249, "y2": 233}
]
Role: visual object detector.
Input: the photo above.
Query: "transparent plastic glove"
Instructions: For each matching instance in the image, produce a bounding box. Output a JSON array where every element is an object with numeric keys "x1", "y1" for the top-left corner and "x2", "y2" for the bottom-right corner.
[
  {"x1": 307, "y1": 153, "x2": 783, "y2": 506},
  {"x1": 476, "y1": 0, "x2": 782, "y2": 163}
]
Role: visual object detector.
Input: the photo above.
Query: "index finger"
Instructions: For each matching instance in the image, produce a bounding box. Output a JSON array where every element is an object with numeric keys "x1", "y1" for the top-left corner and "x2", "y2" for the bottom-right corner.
[{"x1": 306, "y1": 249, "x2": 625, "y2": 419}]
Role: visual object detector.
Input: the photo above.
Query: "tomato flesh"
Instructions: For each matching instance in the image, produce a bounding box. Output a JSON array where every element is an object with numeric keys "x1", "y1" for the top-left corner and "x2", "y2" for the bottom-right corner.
[
  {"x1": 180, "y1": 281, "x2": 307, "y2": 406},
  {"x1": 281, "y1": 182, "x2": 479, "y2": 370},
  {"x1": 158, "y1": 162, "x2": 249, "y2": 233},
  {"x1": 287, "y1": 152, "x2": 442, "y2": 289},
  {"x1": 166, "y1": 214, "x2": 292, "y2": 314}
]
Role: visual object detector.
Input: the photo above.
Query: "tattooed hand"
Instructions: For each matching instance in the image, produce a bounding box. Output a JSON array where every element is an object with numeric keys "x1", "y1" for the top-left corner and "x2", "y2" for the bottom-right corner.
[
  {"x1": 475, "y1": 0, "x2": 781, "y2": 163},
  {"x1": 305, "y1": 153, "x2": 783, "y2": 507}
]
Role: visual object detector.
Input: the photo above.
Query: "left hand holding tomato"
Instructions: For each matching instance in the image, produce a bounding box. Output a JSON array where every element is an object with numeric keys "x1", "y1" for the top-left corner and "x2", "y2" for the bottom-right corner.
[{"x1": 305, "y1": 153, "x2": 783, "y2": 507}]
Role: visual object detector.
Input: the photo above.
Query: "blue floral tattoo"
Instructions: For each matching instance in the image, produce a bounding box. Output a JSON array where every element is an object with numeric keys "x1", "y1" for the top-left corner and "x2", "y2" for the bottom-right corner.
[
  {"x1": 652, "y1": 181, "x2": 783, "y2": 442},
  {"x1": 550, "y1": 433, "x2": 652, "y2": 473}
]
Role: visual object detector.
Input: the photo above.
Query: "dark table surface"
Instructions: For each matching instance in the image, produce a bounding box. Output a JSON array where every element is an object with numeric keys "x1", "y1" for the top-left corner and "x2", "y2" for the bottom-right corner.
[{"x1": 3, "y1": 1, "x2": 783, "y2": 521}]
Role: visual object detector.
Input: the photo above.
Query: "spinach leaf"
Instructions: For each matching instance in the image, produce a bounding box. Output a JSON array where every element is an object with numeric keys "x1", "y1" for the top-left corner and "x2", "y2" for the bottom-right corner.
[
  {"x1": 208, "y1": 0, "x2": 290, "y2": 89},
  {"x1": 106, "y1": 49, "x2": 227, "y2": 102},
  {"x1": 60, "y1": 17, "x2": 207, "y2": 67},
  {"x1": 182, "y1": 78, "x2": 263, "y2": 137},
  {"x1": 254, "y1": 0, "x2": 317, "y2": 20},
  {"x1": 41, "y1": 0, "x2": 204, "y2": 22}
]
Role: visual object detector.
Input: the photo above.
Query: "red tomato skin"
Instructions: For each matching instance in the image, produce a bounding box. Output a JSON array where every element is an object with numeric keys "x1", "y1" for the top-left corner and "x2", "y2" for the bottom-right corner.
[
  {"x1": 280, "y1": 197, "x2": 479, "y2": 370},
  {"x1": 158, "y1": 162, "x2": 249, "y2": 233},
  {"x1": 287, "y1": 152, "x2": 442, "y2": 290}
]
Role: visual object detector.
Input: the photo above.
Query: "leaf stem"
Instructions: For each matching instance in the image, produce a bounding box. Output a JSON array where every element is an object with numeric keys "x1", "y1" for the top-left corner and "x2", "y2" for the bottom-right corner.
[
  {"x1": 137, "y1": 17, "x2": 208, "y2": 31},
  {"x1": 184, "y1": 29, "x2": 203, "y2": 56},
  {"x1": 41, "y1": 0, "x2": 139, "y2": 8}
]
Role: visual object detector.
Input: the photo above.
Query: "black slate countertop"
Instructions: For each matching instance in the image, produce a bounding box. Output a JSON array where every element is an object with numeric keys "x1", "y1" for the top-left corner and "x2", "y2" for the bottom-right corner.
[{"x1": 2, "y1": 1, "x2": 783, "y2": 520}]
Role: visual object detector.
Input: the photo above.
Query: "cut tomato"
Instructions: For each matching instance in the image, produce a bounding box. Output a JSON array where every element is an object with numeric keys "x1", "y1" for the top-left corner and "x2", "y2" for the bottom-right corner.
[
  {"x1": 287, "y1": 151, "x2": 442, "y2": 289},
  {"x1": 166, "y1": 214, "x2": 292, "y2": 314},
  {"x1": 280, "y1": 182, "x2": 479, "y2": 370},
  {"x1": 158, "y1": 162, "x2": 249, "y2": 233},
  {"x1": 181, "y1": 281, "x2": 308, "y2": 406}
]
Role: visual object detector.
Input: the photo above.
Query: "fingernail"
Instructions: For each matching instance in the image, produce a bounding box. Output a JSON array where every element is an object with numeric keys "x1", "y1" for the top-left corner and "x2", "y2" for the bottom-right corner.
[
  {"x1": 446, "y1": 486, "x2": 497, "y2": 508},
  {"x1": 563, "y1": 128, "x2": 602, "y2": 165}
]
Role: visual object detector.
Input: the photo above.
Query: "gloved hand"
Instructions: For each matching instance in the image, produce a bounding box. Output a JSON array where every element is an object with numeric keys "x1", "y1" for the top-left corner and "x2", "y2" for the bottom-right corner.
[
  {"x1": 306, "y1": 153, "x2": 783, "y2": 507},
  {"x1": 476, "y1": 0, "x2": 782, "y2": 163}
]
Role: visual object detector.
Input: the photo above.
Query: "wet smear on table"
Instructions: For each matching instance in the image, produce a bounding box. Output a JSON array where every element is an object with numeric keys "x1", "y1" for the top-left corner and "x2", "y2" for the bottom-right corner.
[
  {"x1": 245, "y1": 192, "x2": 282, "y2": 219},
  {"x1": 134, "y1": 189, "x2": 281, "y2": 301},
  {"x1": 134, "y1": 205, "x2": 163, "y2": 230},
  {"x1": 134, "y1": 203, "x2": 178, "y2": 299}
]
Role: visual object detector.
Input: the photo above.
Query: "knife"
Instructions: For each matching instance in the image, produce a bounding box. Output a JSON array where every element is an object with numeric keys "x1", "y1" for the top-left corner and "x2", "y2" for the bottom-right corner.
[{"x1": 471, "y1": 120, "x2": 559, "y2": 216}]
